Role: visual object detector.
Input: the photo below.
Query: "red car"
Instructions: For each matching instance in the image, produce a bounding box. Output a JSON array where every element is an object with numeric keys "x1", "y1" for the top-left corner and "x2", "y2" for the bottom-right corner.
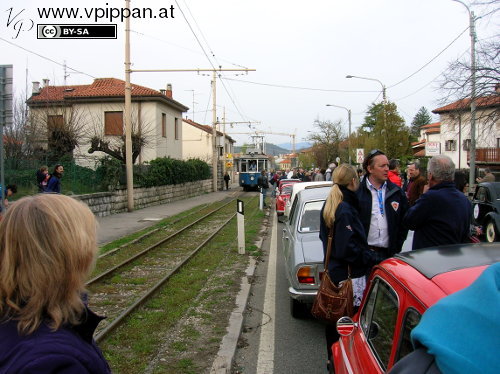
[
  {"x1": 276, "y1": 182, "x2": 297, "y2": 218},
  {"x1": 332, "y1": 243, "x2": 500, "y2": 374}
]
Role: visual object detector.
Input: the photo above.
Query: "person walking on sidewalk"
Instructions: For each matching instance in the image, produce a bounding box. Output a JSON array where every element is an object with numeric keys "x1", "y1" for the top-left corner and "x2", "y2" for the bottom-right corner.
[
  {"x1": 257, "y1": 170, "x2": 270, "y2": 207},
  {"x1": 223, "y1": 171, "x2": 231, "y2": 190},
  {"x1": 46, "y1": 164, "x2": 64, "y2": 194}
]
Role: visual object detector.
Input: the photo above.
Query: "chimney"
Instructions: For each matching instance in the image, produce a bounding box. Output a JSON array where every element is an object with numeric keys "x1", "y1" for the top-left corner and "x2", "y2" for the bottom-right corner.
[
  {"x1": 32, "y1": 81, "x2": 41, "y2": 95},
  {"x1": 43, "y1": 78, "x2": 50, "y2": 87},
  {"x1": 166, "y1": 83, "x2": 172, "y2": 99},
  {"x1": 160, "y1": 89, "x2": 166, "y2": 95}
]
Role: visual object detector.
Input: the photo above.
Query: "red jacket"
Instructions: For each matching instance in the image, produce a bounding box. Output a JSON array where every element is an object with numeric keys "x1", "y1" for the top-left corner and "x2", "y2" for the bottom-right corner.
[{"x1": 388, "y1": 170, "x2": 402, "y2": 187}]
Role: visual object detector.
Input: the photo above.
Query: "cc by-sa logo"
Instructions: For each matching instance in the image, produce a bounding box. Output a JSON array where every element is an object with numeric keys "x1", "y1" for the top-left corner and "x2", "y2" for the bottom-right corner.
[{"x1": 40, "y1": 25, "x2": 59, "y2": 38}]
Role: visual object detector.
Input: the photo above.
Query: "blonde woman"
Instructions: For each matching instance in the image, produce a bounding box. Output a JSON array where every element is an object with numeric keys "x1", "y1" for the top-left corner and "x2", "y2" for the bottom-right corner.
[
  {"x1": 319, "y1": 164, "x2": 383, "y2": 368},
  {"x1": 0, "y1": 194, "x2": 111, "y2": 373}
]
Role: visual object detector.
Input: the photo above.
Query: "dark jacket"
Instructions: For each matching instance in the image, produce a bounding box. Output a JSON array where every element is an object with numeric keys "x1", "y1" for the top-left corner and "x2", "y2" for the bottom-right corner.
[
  {"x1": 407, "y1": 174, "x2": 427, "y2": 206},
  {"x1": 0, "y1": 307, "x2": 111, "y2": 373},
  {"x1": 46, "y1": 175, "x2": 61, "y2": 193},
  {"x1": 257, "y1": 174, "x2": 269, "y2": 189},
  {"x1": 319, "y1": 186, "x2": 383, "y2": 284},
  {"x1": 356, "y1": 177, "x2": 409, "y2": 259},
  {"x1": 403, "y1": 181, "x2": 472, "y2": 250}
]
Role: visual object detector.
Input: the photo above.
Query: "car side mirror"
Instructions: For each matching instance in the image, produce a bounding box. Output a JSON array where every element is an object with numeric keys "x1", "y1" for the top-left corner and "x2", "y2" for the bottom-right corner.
[{"x1": 337, "y1": 316, "x2": 358, "y2": 337}]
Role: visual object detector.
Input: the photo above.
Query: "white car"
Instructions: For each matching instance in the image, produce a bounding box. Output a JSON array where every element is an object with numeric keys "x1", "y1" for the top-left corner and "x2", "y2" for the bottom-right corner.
[{"x1": 284, "y1": 181, "x2": 333, "y2": 219}]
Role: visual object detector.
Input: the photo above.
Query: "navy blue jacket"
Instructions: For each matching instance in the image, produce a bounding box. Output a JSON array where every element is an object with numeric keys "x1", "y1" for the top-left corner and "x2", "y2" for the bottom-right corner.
[
  {"x1": 0, "y1": 307, "x2": 111, "y2": 373},
  {"x1": 320, "y1": 186, "x2": 383, "y2": 284},
  {"x1": 356, "y1": 177, "x2": 409, "y2": 258},
  {"x1": 46, "y1": 175, "x2": 61, "y2": 193},
  {"x1": 403, "y1": 181, "x2": 472, "y2": 250}
]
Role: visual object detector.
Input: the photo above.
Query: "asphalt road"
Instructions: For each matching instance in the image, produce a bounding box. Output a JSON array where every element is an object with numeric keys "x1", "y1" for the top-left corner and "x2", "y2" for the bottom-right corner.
[{"x1": 233, "y1": 213, "x2": 326, "y2": 374}]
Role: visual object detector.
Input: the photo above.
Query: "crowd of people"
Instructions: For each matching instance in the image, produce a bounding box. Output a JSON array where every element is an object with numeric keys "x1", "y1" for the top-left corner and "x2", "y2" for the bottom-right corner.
[{"x1": 304, "y1": 150, "x2": 495, "y2": 372}]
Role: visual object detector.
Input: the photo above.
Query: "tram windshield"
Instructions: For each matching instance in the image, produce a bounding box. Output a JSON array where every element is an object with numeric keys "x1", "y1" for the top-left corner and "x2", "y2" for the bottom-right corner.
[{"x1": 238, "y1": 158, "x2": 268, "y2": 173}]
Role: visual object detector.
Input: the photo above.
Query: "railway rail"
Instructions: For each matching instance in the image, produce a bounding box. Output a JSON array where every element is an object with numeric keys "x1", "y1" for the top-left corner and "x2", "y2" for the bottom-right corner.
[{"x1": 88, "y1": 195, "x2": 254, "y2": 343}]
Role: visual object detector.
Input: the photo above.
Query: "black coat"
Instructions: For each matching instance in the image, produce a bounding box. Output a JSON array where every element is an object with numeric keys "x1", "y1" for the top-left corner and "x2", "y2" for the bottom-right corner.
[
  {"x1": 319, "y1": 186, "x2": 383, "y2": 284},
  {"x1": 403, "y1": 181, "x2": 472, "y2": 250},
  {"x1": 356, "y1": 177, "x2": 409, "y2": 259}
]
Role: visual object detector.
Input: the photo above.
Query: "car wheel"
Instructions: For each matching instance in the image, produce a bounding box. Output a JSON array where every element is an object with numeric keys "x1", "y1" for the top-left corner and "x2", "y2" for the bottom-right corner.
[
  {"x1": 290, "y1": 297, "x2": 306, "y2": 319},
  {"x1": 486, "y1": 221, "x2": 498, "y2": 242}
]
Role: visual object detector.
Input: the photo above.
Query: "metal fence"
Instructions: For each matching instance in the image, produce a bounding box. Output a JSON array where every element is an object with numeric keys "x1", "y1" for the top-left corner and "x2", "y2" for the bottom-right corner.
[{"x1": 4, "y1": 158, "x2": 111, "y2": 199}]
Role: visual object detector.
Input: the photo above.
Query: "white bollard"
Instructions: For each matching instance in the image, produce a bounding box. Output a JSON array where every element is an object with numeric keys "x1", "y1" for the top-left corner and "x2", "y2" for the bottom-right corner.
[{"x1": 237, "y1": 199, "x2": 245, "y2": 254}]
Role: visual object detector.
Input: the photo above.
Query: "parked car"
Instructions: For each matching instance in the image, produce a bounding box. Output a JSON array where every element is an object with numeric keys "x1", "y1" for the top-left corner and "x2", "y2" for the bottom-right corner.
[
  {"x1": 284, "y1": 181, "x2": 333, "y2": 218},
  {"x1": 331, "y1": 243, "x2": 500, "y2": 374},
  {"x1": 281, "y1": 185, "x2": 331, "y2": 317},
  {"x1": 471, "y1": 182, "x2": 500, "y2": 242},
  {"x1": 276, "y1": 182, "x2": 297, "y2": 219}
]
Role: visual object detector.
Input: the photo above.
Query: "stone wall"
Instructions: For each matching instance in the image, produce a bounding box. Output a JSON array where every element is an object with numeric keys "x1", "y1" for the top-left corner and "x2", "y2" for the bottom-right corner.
[{"x1": 74, "y1": 179, "x2": 213, "y2": 217}]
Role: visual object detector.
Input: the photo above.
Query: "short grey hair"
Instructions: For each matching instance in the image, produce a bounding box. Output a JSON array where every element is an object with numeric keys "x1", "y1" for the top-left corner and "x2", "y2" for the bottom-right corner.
[{"x1": 428, "y1": 155, "x2": 455, "y2": 182}]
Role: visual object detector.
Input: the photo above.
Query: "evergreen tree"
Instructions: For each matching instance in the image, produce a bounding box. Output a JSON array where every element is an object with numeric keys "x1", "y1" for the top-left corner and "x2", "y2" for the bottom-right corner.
[{"x1": 410, "y1": 107, "x2": 433, "y2": 139}]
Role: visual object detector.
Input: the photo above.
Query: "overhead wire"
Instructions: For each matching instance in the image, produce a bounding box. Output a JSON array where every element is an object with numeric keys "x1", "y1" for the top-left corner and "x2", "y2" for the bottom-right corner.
[
  {"x1": 0, "y1": 37, "x2": 96, "y2": 79},
  {"x1": 387, "y1": 26, "x2": 470, "y2": 89},
  {"x1": 175, "y1": 0, "x2": 251, "y2": 124}
]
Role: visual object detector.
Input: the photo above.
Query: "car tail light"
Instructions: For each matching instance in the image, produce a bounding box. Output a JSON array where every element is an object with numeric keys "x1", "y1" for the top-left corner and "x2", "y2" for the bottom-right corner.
[{"x1": 297, "y1": 266, "x2": 316, "y2": 284}]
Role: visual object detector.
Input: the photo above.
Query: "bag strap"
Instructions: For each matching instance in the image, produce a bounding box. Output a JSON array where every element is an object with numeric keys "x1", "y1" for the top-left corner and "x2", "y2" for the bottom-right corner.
[{"x1": 324, "y1": 225, "x2": 334, "y2": 270}]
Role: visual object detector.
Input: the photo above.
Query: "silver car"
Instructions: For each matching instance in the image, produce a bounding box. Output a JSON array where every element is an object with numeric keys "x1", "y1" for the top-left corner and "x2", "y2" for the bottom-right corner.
[{"x1": 281, "y1": 185, "x2": 331, "y2": 318}]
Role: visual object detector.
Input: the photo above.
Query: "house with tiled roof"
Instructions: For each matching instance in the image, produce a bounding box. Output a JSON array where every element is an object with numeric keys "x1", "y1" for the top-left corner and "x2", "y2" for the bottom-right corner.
[
  {"x1": 27, "y1": 78, "x2": 189, "y2": 166},
  {"x1": 411, "y1": 122, "x2": 441, "y2": 157},
  {"x1": 432, "y1": 94, "x2": 499, "y2": 169},
  {"x1": 182, "y1": 118, "x2": 235, "y2": 163}
]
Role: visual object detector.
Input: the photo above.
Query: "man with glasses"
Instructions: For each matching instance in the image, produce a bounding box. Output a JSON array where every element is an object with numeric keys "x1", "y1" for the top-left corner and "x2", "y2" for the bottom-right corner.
[
  {"x1": 403, "y1": 155, "x2": 471, "y2": 250},
  {"x1": 357, "y1": 149, "x2": 409, "y2": 260}
]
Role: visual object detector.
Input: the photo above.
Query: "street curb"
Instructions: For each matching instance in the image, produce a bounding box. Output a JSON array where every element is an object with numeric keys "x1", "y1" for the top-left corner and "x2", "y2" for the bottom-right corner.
[{"x1": 210, "y1": 257, "x2": 257, "y2": 374}]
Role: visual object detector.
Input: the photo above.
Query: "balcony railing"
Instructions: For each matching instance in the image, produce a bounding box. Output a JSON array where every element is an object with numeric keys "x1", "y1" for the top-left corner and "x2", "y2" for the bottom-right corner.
[{"x1": 467, "y1": 148, "x2": 500, "y2": 164}]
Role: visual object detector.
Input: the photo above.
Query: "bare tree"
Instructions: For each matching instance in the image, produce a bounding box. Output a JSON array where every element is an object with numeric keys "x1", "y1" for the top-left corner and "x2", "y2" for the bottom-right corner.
[
  {"x1": 86, "y1": 104, "x2": 155, "y2": 164},
  {"x1": 28, "y1": 103, "x2": 88, "y2": 161},
  {"x1": 306, "y1": 119, "x2": 346, "y2": 167}
]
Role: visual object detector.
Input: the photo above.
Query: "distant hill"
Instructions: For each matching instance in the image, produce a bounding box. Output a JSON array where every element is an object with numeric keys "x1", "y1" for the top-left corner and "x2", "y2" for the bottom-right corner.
[
  {"x1": 234, "y1": 143, "x2": 290, "y2": 156},
  {"x1": 276, "y1": 142, "x2": 312, "y2": 151}
]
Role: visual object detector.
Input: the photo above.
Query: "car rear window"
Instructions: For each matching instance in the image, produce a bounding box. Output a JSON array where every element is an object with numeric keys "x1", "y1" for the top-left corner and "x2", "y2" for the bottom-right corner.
[
  {"x1": 282, "y1": 186, "x2": 293, "y2": 195},
  {"x1": 299, "y1": 201, "x2": 323, "y2": 232}
]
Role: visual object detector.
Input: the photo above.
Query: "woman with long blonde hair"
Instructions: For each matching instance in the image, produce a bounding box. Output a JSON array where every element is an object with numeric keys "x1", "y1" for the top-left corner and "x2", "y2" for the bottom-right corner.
[
  {"x1": 319, "y1": 164, "x2": 383, "y2": 368},
  {"x1": 0, "y1": 194, "x2": 111, "y2": 373}
]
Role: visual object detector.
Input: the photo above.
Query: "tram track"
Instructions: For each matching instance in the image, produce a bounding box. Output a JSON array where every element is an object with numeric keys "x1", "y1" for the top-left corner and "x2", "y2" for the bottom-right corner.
[{"x1": 88, "y1": 194, "x2": 255, "y2": 343}]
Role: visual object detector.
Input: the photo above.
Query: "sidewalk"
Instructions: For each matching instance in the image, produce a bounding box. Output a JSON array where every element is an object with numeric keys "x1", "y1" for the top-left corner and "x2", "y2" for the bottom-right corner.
[{"x1": 96, "y1": 185, "x2": 239, "y2": 246}]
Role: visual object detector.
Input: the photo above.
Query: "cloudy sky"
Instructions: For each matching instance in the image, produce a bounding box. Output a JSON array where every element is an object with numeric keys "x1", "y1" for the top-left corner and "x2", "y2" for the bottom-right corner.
[{"x1": 1, "y1": 0, "x2": 497, "y2": 148}]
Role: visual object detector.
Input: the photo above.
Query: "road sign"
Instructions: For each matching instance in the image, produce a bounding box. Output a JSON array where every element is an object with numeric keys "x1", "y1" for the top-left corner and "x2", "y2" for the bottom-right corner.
[
  {"x1": 425, "y1": 142, "x2": 441, "y2": 156},
  {"x1": 226, "y1": 161, "x2": 233, "y2": 168},
  {"x1": 356, "y1": 149, "x2": 364, "y2": 164}
]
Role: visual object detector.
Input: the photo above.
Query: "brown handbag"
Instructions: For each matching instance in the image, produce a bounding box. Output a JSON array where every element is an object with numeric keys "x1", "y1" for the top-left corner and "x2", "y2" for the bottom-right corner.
[{"x1": 311, "y1": 226, "x2": 354, "y2": 323}]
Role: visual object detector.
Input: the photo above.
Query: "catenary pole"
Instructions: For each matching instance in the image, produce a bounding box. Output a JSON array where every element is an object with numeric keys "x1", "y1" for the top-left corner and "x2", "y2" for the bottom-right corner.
[{"x1": 124, "y1": 0, "x2": 134, "y2": 211}]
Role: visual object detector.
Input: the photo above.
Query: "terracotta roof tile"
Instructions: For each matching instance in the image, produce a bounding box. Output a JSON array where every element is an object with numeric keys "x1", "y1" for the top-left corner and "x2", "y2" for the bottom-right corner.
[
  {"x1": 433, "y1": 95, "x2": 500, "y2": 113},
  {"x1": 420, "y1": 122, "x2": 441, "y2": 129},
  {"x1": 28, "y1": 78, "x2": 188, "y2": 112}
]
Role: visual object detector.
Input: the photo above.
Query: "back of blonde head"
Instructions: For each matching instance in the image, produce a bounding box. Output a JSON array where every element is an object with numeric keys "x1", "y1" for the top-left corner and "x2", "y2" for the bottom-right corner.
[
  {"x1": 322, "y1": 164, "x2": 358, "y2": 228},
  {"x1": 0, "y1": 194, "x2": 97, "y2": 334}
]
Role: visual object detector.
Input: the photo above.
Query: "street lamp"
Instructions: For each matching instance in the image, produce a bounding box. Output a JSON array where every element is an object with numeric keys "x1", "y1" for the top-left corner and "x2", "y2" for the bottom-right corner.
[
  {"x1": 346, "y1": 75, "x2": 387, "y2": 150},
  {"x1": 452, "y1": 0, "x2": 477, "y2": 195},
  {"x1": 326, "y1": 104, "x2": 352, "y2": 164}
]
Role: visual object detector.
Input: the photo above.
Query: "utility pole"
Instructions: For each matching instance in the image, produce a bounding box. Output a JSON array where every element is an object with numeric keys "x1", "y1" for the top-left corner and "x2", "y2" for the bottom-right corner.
[
  {"x1": 124, "y1": 0, "x2": 134, "y2": 211},
  {"x1": 212, "y1": 70, "x2": 218, "y2": 192},
  {"x1": 132, "y1": 67, "x2": 255, "y2": 192},
  {"x1": 452, "y1": 0, "x2": 477, "y2": 195}
]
